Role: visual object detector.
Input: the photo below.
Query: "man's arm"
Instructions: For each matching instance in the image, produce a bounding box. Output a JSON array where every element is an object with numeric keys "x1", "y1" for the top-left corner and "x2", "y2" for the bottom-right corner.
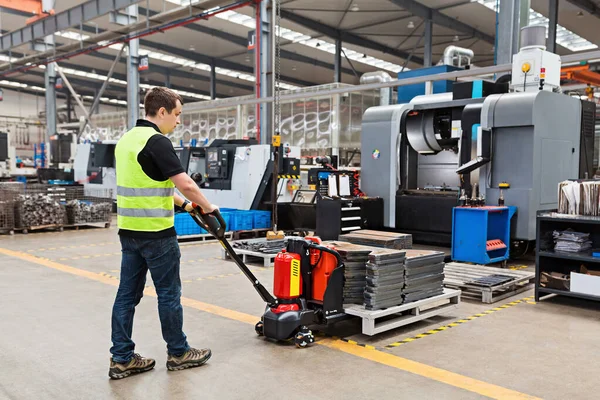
[{"x1": 170, "y1": 172, "x2": 217, "y2": 213}]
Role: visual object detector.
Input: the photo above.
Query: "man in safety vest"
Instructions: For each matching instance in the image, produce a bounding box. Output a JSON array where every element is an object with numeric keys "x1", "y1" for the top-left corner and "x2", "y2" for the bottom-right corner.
[{"x1": 109, "y1": 87, "x2": 218, "y2": 379}]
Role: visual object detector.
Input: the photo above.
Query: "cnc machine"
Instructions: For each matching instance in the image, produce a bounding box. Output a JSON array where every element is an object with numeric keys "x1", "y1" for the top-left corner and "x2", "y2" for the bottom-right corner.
[{"x1": 361, "y1": 26, "x2": 595, "y2": 245}]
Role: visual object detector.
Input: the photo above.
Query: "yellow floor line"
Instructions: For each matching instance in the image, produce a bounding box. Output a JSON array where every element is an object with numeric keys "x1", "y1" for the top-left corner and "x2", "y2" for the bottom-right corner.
[
  {"x1": 320, "y1": 339, "x2": 540, "y2": 400},
  {"x1": 0, "y1": 246, "x2": 539, "y2": 400}
]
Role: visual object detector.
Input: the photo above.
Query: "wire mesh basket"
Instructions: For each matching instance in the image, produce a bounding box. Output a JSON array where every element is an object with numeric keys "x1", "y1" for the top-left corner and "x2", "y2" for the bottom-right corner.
[
  {"x1": 0, "y1": 190, "x2": 16, "y2": 233},
  {"x1": 14, "y1": 184, "x2": 66, "y2": 230},
  {"x1": 64, "y1": 187, "x2": 113, "y2": 225}
]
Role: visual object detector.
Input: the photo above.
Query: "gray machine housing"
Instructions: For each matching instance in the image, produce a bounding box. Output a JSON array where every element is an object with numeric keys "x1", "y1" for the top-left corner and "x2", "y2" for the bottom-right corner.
[
  {"x1": 361, "y1": 90, "x2": 583, "y2": 242},
  {"x1": 478, "y1": 91, "x2": 581, "y2": 240}
]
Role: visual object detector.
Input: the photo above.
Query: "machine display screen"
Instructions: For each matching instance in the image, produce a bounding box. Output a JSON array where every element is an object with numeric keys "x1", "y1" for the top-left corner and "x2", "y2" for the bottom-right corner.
[
  {"x1": 207, "y1": 150, "x2": 218, "y2": 162},
  {"x1": 188, "y1": 152, "x2": 204, "y2": 175}
]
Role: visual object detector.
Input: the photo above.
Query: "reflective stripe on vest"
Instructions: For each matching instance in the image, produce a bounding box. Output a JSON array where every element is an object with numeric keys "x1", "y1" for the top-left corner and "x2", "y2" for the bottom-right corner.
[
  {"x1": 117, "y1": 207, "x2": 174, "y2": 218},
  {"x1": 115, "y1": 126, "x2": 176, "y2": 232},
  {"x1": 116, "y1": 186, "x2": 175, "y2": 197}
]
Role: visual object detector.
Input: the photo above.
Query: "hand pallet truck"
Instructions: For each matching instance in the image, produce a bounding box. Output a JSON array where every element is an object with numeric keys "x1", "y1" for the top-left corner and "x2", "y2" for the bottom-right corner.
[{"x1": 192, "y1": 208, "x2": 346, "y2": 348}]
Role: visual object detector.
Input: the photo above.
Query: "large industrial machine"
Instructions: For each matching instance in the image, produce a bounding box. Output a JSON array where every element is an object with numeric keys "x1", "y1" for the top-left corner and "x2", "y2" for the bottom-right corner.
[
  {"x1": 0, "y1": 132, "x2": 17, "y2": 179},
  {"x1": 73, "y1": 141, "x2": 117, "y2": 199},
  {"x1": 176, "y1": 139, "x2": 301, "y2": 210},
  {"x1": 361, "y1": 25, "x2": 595, "y2": 246}
]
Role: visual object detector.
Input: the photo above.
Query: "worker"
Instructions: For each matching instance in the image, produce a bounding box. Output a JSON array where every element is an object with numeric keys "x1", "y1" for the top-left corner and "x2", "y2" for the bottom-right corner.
[{"x1": 108, "y1": 87, "x2": 218, "y2": 380}]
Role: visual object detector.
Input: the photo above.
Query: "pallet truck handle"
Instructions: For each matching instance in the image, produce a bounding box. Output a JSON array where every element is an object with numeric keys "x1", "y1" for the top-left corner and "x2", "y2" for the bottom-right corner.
[
  {"x1": 189, "y1": 206, "x2": 278, "y2": 307},
  {"x1": 193, "y1": 207, "x2": 226, "y2": 240}
]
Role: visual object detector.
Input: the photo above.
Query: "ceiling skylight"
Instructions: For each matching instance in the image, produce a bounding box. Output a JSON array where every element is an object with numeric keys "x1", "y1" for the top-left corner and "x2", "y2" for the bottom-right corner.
[
  {"x1": 55, "y1": 31, "x2": 300, "y2": 91},
  {"x1": 472, "y1": 0, "x2": 597, "y2": 52},
  {"x1": 165, "y1": 0, "x2": 408, "y2": 73}
]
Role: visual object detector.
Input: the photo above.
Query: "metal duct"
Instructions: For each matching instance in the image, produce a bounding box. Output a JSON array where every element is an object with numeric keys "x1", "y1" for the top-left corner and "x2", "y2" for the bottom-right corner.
[
  {"x1": 442, "y1": 46, "x2": 474, "y2": 67},
  {"x1": 360, "y1": 71, "x2": 394, "y2": 106}
]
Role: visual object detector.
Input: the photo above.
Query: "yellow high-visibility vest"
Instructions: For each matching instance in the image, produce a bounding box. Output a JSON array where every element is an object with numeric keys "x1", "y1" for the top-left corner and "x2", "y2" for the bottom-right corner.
[{"x1": 115, "y1": 127, "x2": 175, "y2": 231}]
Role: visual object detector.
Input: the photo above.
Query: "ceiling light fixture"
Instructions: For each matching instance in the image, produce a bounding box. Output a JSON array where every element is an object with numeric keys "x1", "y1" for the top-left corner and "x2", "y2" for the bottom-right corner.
[
  {"x1": 350, "y1": 4, "x2": 359, "y2": 12},
  {"x1": 407, "y1": 21, "x2": 415, "y2": 29},
  {"x1": 453, "y1": 35, "x2": 459, "y2": 42}
]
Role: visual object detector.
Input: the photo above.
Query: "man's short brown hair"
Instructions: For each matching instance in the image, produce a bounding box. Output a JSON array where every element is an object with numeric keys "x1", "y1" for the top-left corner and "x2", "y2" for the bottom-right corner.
[{"x1": 144, "y1": 87, "x2": 183, "y2": 117}]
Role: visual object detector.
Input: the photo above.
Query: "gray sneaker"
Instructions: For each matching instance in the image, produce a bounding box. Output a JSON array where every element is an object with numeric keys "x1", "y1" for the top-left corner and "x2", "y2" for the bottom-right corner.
[
  {"x1": 109, "y1": 353, "x2": 156, "y2": 379},
  {"x1": 166, "y1": 348, "x2": 211, "y2": 371}
]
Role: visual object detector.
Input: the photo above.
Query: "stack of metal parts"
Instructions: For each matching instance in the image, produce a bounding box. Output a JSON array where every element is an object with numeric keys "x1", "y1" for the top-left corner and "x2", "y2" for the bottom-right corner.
[
  {"x1": 325, "y1": 241, "x2": 372, "y2": 304},
  {"x1": 364, "y1": 249, "x2": 407, "y2": 310},
  {"x1": 339, "y1": 230, "x2": 412, "y2": 250},
  {"x1": 403, "y1": 249, "x2": 445, "y2": 303},
  {"x1": 232, "y1": 237, "x2": 287, "y2": 254},
  {"x1": 65, "y1": 199, "x2": 112, "y2": 224},
  {"x1": 15, "y1": 193, "x2": 65, "y2": 228}
]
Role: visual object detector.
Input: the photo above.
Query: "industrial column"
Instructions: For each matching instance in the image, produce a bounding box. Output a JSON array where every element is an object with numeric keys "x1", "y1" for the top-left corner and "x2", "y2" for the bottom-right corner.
[
  {"x1": 126, "y1": 5, "x2": 140, "y2": 129},
  {"x1": 423, "y1": 15, "x2": 433, "y2": 67},
  {"x1": 210, "y1": 61, "x2": 217, "y2": 100},
  {"x1": 547, "y1": 0, "x2": 559, "y2": 53},
  {"x1": 334, "y1": 38, "x2": 342, "y2": 83},
  {"x1": 259, "y1": 0, "x2": 273, "y2": 144},
  {"x1": 43, "y1": 0, "x2": 56, "y2": 164},
  {"x1": 496, "y1": 0, "x2": 521, "y2": 64},
  {"x1": 44, "y1": 44, "x2": 56, "y2": 166}
]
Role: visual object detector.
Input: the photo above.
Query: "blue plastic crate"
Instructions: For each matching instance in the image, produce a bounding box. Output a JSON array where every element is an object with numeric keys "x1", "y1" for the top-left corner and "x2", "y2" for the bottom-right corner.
[
  {"x1": 252, "y1": 210, "x2": 272, "y2": 229},
  {"x1": 229, "y1": 211, "x2": 254, "y2": 231},
  {"x1": 174, "y1": 212, "x2": 205, "y2": 236}
]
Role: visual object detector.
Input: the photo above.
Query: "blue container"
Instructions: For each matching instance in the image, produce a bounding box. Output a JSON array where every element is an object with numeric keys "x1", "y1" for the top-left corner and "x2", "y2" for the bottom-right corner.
[
  {"x1": 174, "y1": 212, "x2": 205, "y2": 236},
  {"x1": 451, "y1": 206, "x2": 517, "y2": 265},
  {"x1": 229, "y1": 211, "x2": 254, "y2": 231},
  {"x1": 397, "y1": 65, "x2": 461, "y2": 104},
  {"x1": 253, "y1": 210, "x2": 272, "y2": 229}
]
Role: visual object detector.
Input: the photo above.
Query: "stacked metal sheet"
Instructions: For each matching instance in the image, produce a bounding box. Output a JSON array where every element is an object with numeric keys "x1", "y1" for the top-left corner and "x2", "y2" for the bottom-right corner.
[
  {"x1": 232, "y1": 237, "x2": 287, "y2": 254},
  {"x1": 363, "y1": 249, "x2": 406, "y2": 310},
  {"x1": 325, "y1": 241, "x2": 372, "y2": 305},
  {"x1": 403, "y1": 249, "x2": 445, "y2": 303},
  {"x1": 339, "y1": 230, "x2": 412, "y2": 250}
]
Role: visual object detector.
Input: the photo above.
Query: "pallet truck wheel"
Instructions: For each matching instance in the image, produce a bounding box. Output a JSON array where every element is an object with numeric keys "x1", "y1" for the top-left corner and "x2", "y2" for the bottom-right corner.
[
  {"x1": 255, "y1": 321, "x2": 264, "y2": 336},
  {"x1": 294, "y1": 331, "x2": 315, "y2": 349}
]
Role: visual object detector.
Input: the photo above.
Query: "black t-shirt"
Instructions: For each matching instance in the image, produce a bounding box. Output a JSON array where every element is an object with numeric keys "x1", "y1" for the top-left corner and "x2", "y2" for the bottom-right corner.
[{"x1": 118, "y1": 119, "x2": 185, "y2": 239}]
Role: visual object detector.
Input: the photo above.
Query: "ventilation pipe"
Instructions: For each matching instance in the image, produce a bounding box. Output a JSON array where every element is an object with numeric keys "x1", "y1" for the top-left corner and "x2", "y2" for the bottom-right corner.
[
  {"x1": 442, "y1": 46, "x2": 474, "y2": 67},
  {"x1": 360, "y1": 71, "x2": 394, "y2": 106}
]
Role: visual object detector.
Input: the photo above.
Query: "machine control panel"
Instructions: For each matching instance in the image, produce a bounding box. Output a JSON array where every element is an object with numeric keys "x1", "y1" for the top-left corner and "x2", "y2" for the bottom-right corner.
[{"x1": 206, "y1": 147, "x2": 229, "y2": 179}]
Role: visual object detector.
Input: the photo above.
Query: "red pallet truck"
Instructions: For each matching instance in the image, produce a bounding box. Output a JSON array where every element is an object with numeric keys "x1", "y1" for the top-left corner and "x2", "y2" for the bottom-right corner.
[{"x1": 192, "y1": 208, "x2": 346, "y2": 348}]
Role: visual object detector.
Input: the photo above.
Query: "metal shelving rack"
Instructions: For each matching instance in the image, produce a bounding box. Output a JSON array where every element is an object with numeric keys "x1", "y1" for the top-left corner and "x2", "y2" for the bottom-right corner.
[{"x1": 536, "y1": 211, "x2": 600, "y2": 302}]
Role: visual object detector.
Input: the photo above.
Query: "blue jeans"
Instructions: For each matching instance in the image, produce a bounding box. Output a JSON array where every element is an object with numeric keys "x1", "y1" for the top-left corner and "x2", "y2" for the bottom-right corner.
[{"x1": 110, "y1": 235, "x2": 190, "y2": 363}]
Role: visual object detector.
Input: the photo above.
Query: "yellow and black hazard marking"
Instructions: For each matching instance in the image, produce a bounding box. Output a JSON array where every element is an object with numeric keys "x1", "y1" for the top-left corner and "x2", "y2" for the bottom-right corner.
[
  {"x1": 385, "y1": 295, "x2": 535, "y2": 349},
  {"x1": 340, "y1": 338, "x2": 377, "y2": 350},
  {"x1": 278, "y1": 174, "x2": 301, "y2": 179},
  {"x1": 509, "y1": 265, "x2": 530, "y2": 271}
]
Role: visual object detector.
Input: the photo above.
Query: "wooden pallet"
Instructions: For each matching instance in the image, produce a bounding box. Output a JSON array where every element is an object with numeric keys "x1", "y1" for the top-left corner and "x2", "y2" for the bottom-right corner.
[
  {"x1": 64, "y1": 221, "x2": 111, "y2": 230},
  {"x1": 221, "y1": 247, "x2": 277, "y2": 267},
  {"x1": 443, "y1": 262, "x2": 534, "y2": 304},
  {"x1": 343, "y1": 288, "x2": 461, "y2": 336},
  {"x1": 14, "y1": 224, "x2": 63, "y2": 234}
]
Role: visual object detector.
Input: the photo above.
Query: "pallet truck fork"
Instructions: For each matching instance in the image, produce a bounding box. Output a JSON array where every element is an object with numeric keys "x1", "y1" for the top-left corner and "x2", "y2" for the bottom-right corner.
[{"x1": 192, "y1": 208, "x2": 346, "y2": 348}]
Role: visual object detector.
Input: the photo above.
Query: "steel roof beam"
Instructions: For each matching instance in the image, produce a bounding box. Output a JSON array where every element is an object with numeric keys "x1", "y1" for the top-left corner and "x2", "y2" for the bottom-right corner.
[
  {"x1": 280, "y1": 9, "x2": 425, "y2": 65},
  {"x1": 138, "y1": 7, "x2": 355, "y2": 76},
  {"x1": 387, "y1": 0, "x2": 495, "y2": 44},
  {"x1": 0, "y1": 0, "x2": 144, "y2": 51}
]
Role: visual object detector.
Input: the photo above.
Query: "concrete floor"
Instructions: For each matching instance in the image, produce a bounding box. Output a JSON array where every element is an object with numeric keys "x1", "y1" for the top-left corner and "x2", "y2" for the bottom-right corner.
[{"x1": 1, "y1": 224, "x2": 599, "y2": 400}]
